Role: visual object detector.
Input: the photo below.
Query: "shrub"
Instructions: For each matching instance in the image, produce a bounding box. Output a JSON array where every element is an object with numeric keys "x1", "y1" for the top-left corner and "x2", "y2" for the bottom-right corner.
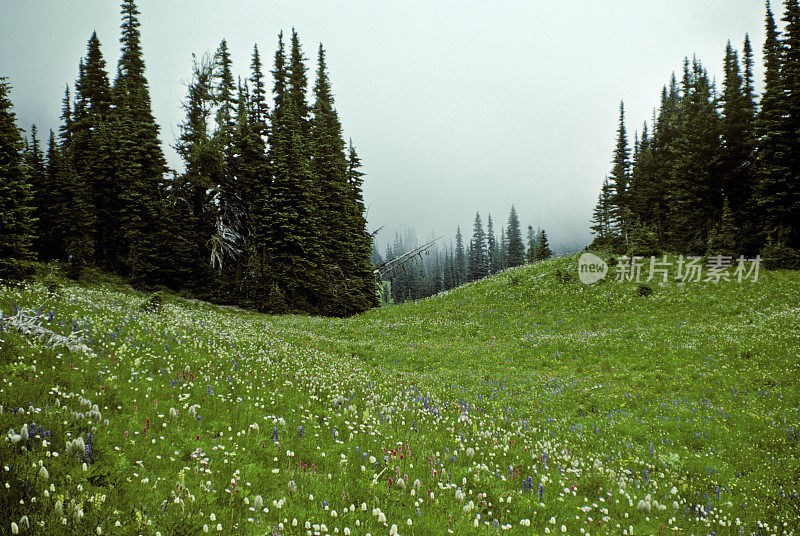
[
  {"x1": 554, "y1": 268, "x2": 574, "y2": 284},
  {"x1": 761, "y1": 240, "x2": 800, "y2": 270},
  {"x1": 636, "y1": 284, "x2": 654, "y2": 297},
  {"x1": 139, "y1": 291, "x2": 166, "y2": 313}
]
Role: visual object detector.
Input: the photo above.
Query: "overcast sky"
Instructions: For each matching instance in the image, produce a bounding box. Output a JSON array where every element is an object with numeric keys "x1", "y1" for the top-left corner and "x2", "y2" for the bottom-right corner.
[{"x1": 0, "y1": 1, "x2": 775, "y2": 253}]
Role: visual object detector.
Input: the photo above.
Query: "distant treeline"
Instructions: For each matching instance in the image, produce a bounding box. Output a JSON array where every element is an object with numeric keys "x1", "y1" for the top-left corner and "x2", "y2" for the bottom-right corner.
[
  {"x1": 376, "y1": 207, "x2": 552, "y2": 304},
  {"x1": 0, "y1": 0, "x2": 377, "y2": 315},
  {"x1": 591, "y1": 1, "x2": 800, "y2": 269}
]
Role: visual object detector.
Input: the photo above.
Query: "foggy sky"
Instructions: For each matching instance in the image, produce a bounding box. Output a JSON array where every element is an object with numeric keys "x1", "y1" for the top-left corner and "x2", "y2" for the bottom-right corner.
[{"x1": 0, "y1": 1, "x2": 773, "y2": 253}]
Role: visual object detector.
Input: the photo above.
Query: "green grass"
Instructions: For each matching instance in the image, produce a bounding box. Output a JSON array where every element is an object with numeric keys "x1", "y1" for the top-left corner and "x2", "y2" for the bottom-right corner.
[{"x1": 1, "y1": 254, "x2": 798, "y2": 535}]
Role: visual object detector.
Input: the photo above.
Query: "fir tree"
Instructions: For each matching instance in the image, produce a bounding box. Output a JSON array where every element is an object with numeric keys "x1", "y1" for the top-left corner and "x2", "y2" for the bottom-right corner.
[
  {"x1": 526, "y1": 225, "x2": 537, "y2": 263},
  {"x1": 74, "y1": 31, "x2": 112, "y2": 266},
  {"x1": 718, "y1": 41, "x2": 756, "y2": 254},
  {"x1": 345, "y1": 140, "x2": 379, "y2": 311},
  {"x1": 780, "y1": 0, "x2": 800, "y2": 248},
  {"x1": 486, "y1": 214, "x2": 499, "y2": 274},
  {"x1": 288, "y1": 29, "x2": 311, "y2": 136},
  {"x1": 590, "y1": 178, "x2": 614, "y2": 246},
  {"x1": 24, "y1": 125, "x2": 47, "y2": 258},
  {"x1": 249, "y1": 44, "x2": 269, "y2": 138},
  {"x1": 498, "y1": 226, "x2": 508, "y2": 270},
  {"x1": 609, "y1": 101, "x2": 631, "y2": 241},
  {"x1": 454, "y1": 226, "x2": 467, "y2": 285},
  {"x1": 0, "y1": 77, "x2": 36, "y2": 279},
  {"x1": 534, "y1": 229, "x2": 552, "y2": 261},
  {"x1": 506, "y1": 205, "x2": 525, "y2": 267},
  {"x1": 264, "y1": 31, "x2": 320, "y2": 312},
  {"x1": 468, "y1": 212, "x2": 488, "y2": 280},
  {"x1": 310, "y1": 44, "x2": 354, "y2": 314},
  {"x1": 707, "y1": 197, "x2": 737, "y2": 256},
  {"x1": 213, "y1": 39, "x2": 236, "y2": 146},
  {"x1": 113, "y1": 0, "x2": 170, "y2": 283},
  {"x1": 755, "y1": 2, "x2": 795, "y2": 248},
  {"x1": 667, "y1": 58, "x2": 722, "y2": 254}
]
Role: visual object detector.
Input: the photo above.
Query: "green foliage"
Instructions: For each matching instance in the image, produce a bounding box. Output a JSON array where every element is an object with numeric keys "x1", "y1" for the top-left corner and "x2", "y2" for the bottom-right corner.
[
  {"x1": 761, "y1": 238, "x2": 800, "y2": 270},
  {"x1": 0, "y1": 77, "x2": 36, "y2": 280},
  {"x1": 505, "y1": 206, "x2": 525, "y2": 267},
  {"x1": 636, "y1": 283, "x2": 654, "y2": 297},
  {"x1": 627, "y1": 219, "x2": 661, "y2": 257},
  {"x1": 139, "y1": 290, "x2": 165, "y2": 313}
]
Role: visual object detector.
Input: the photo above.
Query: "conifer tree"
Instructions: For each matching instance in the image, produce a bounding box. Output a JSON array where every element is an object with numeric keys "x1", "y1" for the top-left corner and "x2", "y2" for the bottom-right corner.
[
  {"x1": 113, "y1": 0, "x2": 169, "y2": 282},
  {"x1": 249, "y1": 44, "x2": 269, "y2": 139},
  {"x1": 755, "y1": 2, "x2": 796, "y2": 248},
  {"x1": 0, "y1": 77, "x2": 36, "y2": 279},
  {"x1": 534, "y1": 229, "x2": 552, "y2": 261},
  {"x1": 609, "y1": 101, "x2": 631, "y2": 241},
  {"x1": 506, "y1": 205, "x2": 525, "y2": 267},
  {"x1": 486, "y1": 214, "x2": 499, "y2": 274},
  {"x1": 718, "y1": 41, "x2": 756, "y2": 254},
  {"x1": 526, "y1": 225, "x2": 537, "y2": 263},
  {"x1": 73, "y1": 32, "x2": 112, "y2": 266},
  {"x1": 498, "y1": 227, "x2": 508, "y2": 270},
  {"x1": 264, "y1": 30, "x2": 320, "y2": 311},
  {"x1": 172, "y1": 53, "x2": 221, "y2": 293},
  {"x1": 24, "y1": 125, "x2": 47, "y2": 258},
  {"x1": 214, "y1": 39, "x2": 236, "y2": 147},
  {"x1": 310, "y1": 44, "x2": 353, "y2": 314},
  {"x1": 780, "y1": 0, "x2": 800, "y2": 248},
  {"x1": 454, "y1": 226, "x2": 467, "y2": 285},
  {"x1": 345, "y1": 140, "x2": 379, "y2": 311},
  {"x1": 468, "y1": 212, "x2": 488, "y2": 280},
  {"x1": 590, "y1": 178, "x2": 614, "y2": 246},
  {"x1": 707, "y1": 197, "x2": 737, "y2": 256},
  {"x1": 667, "y1": 58, "x2": 722, "y2": 253},
  {"x1": 288, "y1": 29, "x2": 311, "y2": 136}
]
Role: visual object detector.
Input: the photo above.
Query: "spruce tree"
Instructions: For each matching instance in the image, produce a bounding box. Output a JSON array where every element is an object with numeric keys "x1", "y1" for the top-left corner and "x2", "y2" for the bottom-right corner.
[
  {"x1": 0, "y1": 77, "x2": 36, "y2": 279},
  {"x1": 24, "y1": 125, "x2": 47, "y2": 258},
  {"x1": 214, "y1": 39, "x2": 237, "y2": 147},
  {"x1": 666, "y1": 58, "x2": 722, "y2": 254},
  {"x1": 486, "y1": 214, "x2": 498, "y2": 274},
  {"x1": 249, "y1": 44, "x2": 269, "y2": 138},
  {"x1": 526, "y1": 225, "x2": 537, "y2": 263},
  {"x1": 590, "y1": 178, "x2": 614, "y2": 247},
  {"x1": 755, "y1": 2, "x2": 796, "y2": 248},
  {"x1": 73, "y1": 32, "x2": 112, "y2": 266},
  {"x1": 534, "y1": 229, "x2": 552, "y2": 261},
  {"x1": 780, "y1": 0, "x2": 800, "y2": 248},
  {"x1": 264, "y1": 31, "x2": 320, "y2": 312},
  {"x1": 454, "y1": 226, "x2": 467, "y2": 285},
  {"x1": 506, "y1": 205, "x2": 525, "y2": 267},
  {"x1": 288, "y1": 29, "x2": 311, "y2": 136},
  {"x1": 718, "y1": 41, "x2": 756, "y2": 254},
  {"x1": 310, "y1": 44, "x2": 353, "y2": 314},
  {"x1": 345, "y1": 141, "x2": 379, "y2": 311},
  {"x1": 113, "y1": 0, "x2": 170, "y2": 283},
  {"x1": 609, "y1": 101, "x2": 631, "y2": 242},
  {"x1": 498, "y1": 227, "x2": 508, "y2": 270},
  {"x1": 707, "y1": 197, "x2": 737, "y2": 256},
  {"x1": 467, "y1": 212, "x2": 488, "y2": 280}
]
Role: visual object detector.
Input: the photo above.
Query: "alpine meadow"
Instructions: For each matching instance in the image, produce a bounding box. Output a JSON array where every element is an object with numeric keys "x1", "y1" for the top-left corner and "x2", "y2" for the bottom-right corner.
[{"x1": 1, "y1": 1, "x2": 799, "y2": 536}]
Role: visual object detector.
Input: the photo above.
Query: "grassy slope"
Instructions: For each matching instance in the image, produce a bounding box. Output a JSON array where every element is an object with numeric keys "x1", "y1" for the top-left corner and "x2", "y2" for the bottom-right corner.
[{"x1": 1, "y1": 255, "x2": 798, "y2": 535}]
